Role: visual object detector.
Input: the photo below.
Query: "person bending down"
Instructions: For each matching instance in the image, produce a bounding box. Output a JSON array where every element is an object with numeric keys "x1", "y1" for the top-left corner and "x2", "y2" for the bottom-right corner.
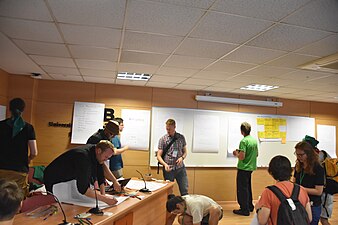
[{"x1": 166, "y1": 194, "x2": 223, "y2": 225}]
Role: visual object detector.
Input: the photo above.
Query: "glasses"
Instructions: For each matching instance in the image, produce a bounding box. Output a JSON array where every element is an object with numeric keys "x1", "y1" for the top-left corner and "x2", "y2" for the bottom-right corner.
[{"x1": 294, "y1": 152, "x2": 306, "y2": 157}]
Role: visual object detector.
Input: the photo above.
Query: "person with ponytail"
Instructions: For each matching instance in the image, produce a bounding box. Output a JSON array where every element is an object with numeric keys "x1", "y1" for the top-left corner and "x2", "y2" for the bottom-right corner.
[
  {"x1": 293, "y1": 141, "x2": 325, "y2": 225},
  {"x1": 0, "y1": 98, "x2": 38, "y2": 196},
  {"x1": 166, "y1": 194, "x2": 223, "y2": 225}
]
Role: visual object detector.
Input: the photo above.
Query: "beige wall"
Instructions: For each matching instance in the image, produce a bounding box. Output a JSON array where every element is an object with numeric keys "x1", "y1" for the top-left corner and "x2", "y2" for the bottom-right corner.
[{"x1": 5, "y1": 74, "x2": 338, "y2": 201}]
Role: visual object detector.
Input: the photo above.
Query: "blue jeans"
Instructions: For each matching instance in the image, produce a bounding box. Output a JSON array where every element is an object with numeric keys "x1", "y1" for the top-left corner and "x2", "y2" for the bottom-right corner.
[
  {"x1": 163, "y1": 166, "x2": 188, "y2": 195},
  {"x1": 311, "y1": 205, "x2": 321, "y2": 225}
]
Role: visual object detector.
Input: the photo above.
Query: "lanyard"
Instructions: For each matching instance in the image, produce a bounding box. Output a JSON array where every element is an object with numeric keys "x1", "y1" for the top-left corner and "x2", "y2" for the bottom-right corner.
[
  {"x1": 300, "y1": 170, "x2": 305, "y2": 185},
  {"x1": 181, "y1": 207, "x2": 187, "y2": 224}
]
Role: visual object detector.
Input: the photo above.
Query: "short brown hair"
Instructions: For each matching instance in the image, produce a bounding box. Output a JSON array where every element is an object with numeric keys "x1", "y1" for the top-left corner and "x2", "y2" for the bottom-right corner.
[
  {"x1": 240, "y1": 122, "x2": 251, "y2": 135},
  {"x1": 96, "y1": 140, "x2": 115, "y2": 152},
  {"x1": 166, "y1": 119, "x2": 176, "y2": 126},
  {"x1": 0, "y1": 179, "x2": 24, "y2": 221}
]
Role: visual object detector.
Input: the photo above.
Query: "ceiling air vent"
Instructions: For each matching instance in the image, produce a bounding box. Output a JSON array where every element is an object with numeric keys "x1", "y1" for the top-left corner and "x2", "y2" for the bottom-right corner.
[{"x1": 299, "y1": 52, "x2": 338, "y2": 74}]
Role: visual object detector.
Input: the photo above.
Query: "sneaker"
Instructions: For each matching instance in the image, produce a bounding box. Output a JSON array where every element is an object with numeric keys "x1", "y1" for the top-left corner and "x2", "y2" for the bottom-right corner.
[{"x1": 233, "y1": 209, "x2": 250, "y2": 216}]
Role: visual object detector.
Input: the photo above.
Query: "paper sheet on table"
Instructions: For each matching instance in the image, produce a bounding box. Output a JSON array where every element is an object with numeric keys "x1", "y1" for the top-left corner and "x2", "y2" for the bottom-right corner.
[
  {"x1": 53, "y1": 180, "x2": 129, "y2": 208},
  {"x1": 125, "y1": 180, "x2": 167, "y2": 192}
]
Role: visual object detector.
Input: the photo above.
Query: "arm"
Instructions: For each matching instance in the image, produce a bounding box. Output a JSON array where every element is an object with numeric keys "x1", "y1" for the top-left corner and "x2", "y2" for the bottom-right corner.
[
  {"x1": 256, "y1": 207, "x2": 270, "y2": 225},
  {"x1": 176, "y1": 145, "x2": 187, "y2": 166},
  {"x1": 103, "y1": 163, "x2": 121, "y2": 192},
  {"x1": 28, "y1": 140, "x2": 38, "y2": 163},
  {"x1": 303, "y1": 185, "x2": 323, "y2": 196},
  {"x1": 114, "y1": 145, "x2": 128, "y2": 155},
  {"x1": 84, "y1": 187, "x2": 117, "y2": 205},
  {"x1": 305, "y1": 202, "x2": 312, "y2": 222},
  {"x1": 157, "y1": 149, "x2": 171, "y2": 171}
]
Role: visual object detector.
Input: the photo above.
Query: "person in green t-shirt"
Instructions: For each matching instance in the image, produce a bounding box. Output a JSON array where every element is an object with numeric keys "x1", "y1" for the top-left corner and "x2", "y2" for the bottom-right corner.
[{"x1": 232, "y1": 122, "x2": 258, "y2": 216}]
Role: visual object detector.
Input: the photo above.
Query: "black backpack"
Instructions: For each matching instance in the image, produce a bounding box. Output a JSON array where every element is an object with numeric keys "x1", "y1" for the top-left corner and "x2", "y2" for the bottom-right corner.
[{"x1": 267, "y1": 184, "x2": 310, "y2": 225}]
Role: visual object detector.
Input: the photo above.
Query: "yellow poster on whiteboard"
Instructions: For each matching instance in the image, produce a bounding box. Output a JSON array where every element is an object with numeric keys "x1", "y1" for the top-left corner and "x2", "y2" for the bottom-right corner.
[{"x1": 257, "y1": 117, "x2": 287, "y2": 141}]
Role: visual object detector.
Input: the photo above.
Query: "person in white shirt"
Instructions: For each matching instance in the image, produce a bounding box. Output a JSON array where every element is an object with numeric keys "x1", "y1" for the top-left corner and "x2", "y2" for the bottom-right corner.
[{"x1": 166, "y1": 194, "x2": 223, "y2": 225}]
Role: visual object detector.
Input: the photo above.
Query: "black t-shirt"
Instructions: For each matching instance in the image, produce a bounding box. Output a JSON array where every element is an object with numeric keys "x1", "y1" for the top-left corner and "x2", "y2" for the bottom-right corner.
[
  {"x1": 44, "y1": 144, "x2": 105, "y2": 194},
  {"x1": 86, "y1": 129, "x2": 109, "y2": 144},
  {"x1": 294, "y1": 163, "x2": 325, "y2": 206},
  {"x1": 0, "y1": 118, "x2": 36, "y2": 173}
]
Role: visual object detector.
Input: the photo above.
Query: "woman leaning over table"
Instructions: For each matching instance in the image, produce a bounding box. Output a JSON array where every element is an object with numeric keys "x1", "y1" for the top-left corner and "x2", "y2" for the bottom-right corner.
[{"x1": 293, "y1": 141, "x2": 325, "y2": 225}]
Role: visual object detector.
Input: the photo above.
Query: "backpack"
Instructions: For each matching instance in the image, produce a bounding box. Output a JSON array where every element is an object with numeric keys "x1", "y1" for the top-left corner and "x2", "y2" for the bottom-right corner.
[
  {"x1": 267, "y1": 184, "x2": 309, "y2": 225},
  {"x1": 321, "y1": 150, "x2": 338, "y2": 195}
]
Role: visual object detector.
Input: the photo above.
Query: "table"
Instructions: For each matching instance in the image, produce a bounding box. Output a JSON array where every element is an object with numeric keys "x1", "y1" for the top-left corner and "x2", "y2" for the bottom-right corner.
[{"x1": 14, "y1": 181, "x2": 174, "y2": 225}]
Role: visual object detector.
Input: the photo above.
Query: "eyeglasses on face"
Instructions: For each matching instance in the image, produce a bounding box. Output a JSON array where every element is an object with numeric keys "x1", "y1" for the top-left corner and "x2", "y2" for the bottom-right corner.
[{"x1": 294, "y1": 151, "x2": 306, "y2": 157}]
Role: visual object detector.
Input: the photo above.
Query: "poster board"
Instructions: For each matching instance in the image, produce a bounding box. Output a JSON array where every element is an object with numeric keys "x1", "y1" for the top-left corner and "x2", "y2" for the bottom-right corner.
[{"x1": 150, "y1": 107, "x2": 314, "y2": 167}]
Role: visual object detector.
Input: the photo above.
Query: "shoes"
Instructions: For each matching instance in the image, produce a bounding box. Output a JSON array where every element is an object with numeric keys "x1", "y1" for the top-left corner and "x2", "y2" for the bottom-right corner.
[{"x1": 233, "y1": 209, "x2": 250, "y2": 216}]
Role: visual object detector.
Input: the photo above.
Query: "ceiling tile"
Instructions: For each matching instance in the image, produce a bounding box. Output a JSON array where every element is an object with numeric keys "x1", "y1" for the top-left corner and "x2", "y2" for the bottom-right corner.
[
  {"x1": 175, "y1": 38, "x2": 238, "y2": 59},
  {"x1": 0, "y1": 0, "x2": 52, "y2": 21},
  {"x1": 157, "y1": 66, "x2": 199, "y2": 77},
  {"x1": 60, "y1": 24, "x2": 121, "y2": 48},
  {"x1": 280, "y1": 70, "x2": 331, "y2": 82},
  {"x1": 30, "y1": 55, "x2": 76, "y2": 67},
  {"x1": 0, "y1": 17, "x2": 62, "y2": 42},
  {"x1": 118, "y1": 63, "x2": 160, "y2": 74},
  {"x1": 120, "y1": 51, "x2": 168, "y2": 65},
  {"x1": 146, "y1": 81, "x2": 177, "y2": 88},
  {"x1": 150, "y1": 74, "x2": 186, "y2": 83},
  {"x1": 192, "y1": 71, "x2": 235, "y2": 80},
  {"x1": 123, "y1": 31, "x2": 183, "y2": 54},
  {"x1": 41, "y1": 66, "x2": 80, "y2": 75},
  {"x1": 266, "y1": 53, "x2": 319, "y2": 68},
  {"x1": 80, "y1": 68, "x2": 116, "y2": 78},
  {"x1": 282, "y1": 0, "x2": 338, "y2": 32},
  {"x1": 83, "y1": 76, "x2": 116, "y2": 84},
  {"x1": 48, "y1": 0, "x2": 125, "y2": 28},
  {"x1": 115, "y1": 79, "x2": 146, "y2": 86},
  {"x1": 49, "y1": 74, "x2": 83, "y2": 82},
  {"x1": 69, "y1": 45, "x2": 118, "y2": 61},
  {"x1": 0, "y1": 33, "x2": 44, "y2": 75},
  {"x1": 126, "y1": 0, "x2": 205, "y2": 36},
  {"x1": 165, "y1": 55, "x2": 215, "y2": 69},
  {"x1": 146, "y1": 0, "x2": 215, "y2": 9},
  {"x1": 229, "y1": 75, "x2": 293, "y2": 86},
  {"x1": 182, "y1": 78, "x2": 218, "y2": 85},
  {"x1": 14, "y1": 40, "x2": 70, "y2": 57},
  {"x1": 211, "y1": 0, "x2": 311, "y2": 21},
  {"x1": 212, "y1": 81, "x2": 247, "y2": 88},
  {"x1": 203, "y1": 86, "x2": 236, "y2": 92},
  {"x1": 241, "y1": 65, "x2": 296, "y2": 77},
  {"x1": 306, "y1": 75, "x2": 338, "y2": 85},
  {"x1": 75, "y1": 59, "x2": 116, "y2": 70},
  {"x1": 190, "y1": 12, "x2": 273, "y2": 43},
  {"x1": 175, "y1": 84, "x2": 207, "y2": 90},
  {"x1": 205, "y1": 60, "x2": 256, "y2": 73},
  {"x1": 295, "y1": 34, "x2": 338, "y2": 57},
  {"x1": 247, "y1": 24, "x2": 331, "y2": 51},
  {"x1": 223, "y1": 45, "x2": 287, "y2": 64}
]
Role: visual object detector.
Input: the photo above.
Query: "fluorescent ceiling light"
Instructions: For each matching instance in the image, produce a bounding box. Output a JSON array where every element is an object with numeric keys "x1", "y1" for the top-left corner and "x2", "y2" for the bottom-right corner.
[
  {"x1": 117, "y1": 72, "x2": 151, "y2": 81},
  {"x1": 240, "y1": 84, "x2": 279, "y2": 92},
  {"x1": 195, "y1": 95, "x2": 283, "y2": 107}
]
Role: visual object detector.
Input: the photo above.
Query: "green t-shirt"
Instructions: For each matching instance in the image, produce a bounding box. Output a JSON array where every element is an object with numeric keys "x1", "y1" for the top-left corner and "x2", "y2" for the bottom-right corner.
[{"x1": 237, "y1": 135, "x2": 258, "y2": 171}]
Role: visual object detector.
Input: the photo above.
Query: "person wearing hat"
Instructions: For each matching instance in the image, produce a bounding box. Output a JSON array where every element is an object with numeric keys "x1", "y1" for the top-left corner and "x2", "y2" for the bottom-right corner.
[
  {"x1": 0, "y1": 98, "x2": 38, "y2": 196},
  {"x1": 303, "y1": 135, "x2": 334, "y2": 225},
  {"x1": 87, "y1": 120, "x2": 121, "y2": 191},
  {"x1": 166, "y1": 194, "x2": 223, "y2": 225}
]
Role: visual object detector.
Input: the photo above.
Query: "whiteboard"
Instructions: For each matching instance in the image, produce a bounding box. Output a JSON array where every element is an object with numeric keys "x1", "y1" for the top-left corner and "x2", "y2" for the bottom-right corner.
[
  {"x1": 150, "y1": 107, "x2": 314, "y2": 167},
  {"x1": 71, "y1": 101, "x2": 105, "y2": 144}
]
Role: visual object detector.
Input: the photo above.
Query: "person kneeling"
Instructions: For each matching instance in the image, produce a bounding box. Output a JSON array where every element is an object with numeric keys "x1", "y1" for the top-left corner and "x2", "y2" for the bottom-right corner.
[{"x1": 166, "y1": 194, "x2": 223, "y2": 225}]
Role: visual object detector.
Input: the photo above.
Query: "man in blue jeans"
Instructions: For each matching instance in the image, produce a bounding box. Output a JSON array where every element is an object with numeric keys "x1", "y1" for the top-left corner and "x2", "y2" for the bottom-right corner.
[{"x1": 157, "y1": 119, "x2": 188, "y2": 195}]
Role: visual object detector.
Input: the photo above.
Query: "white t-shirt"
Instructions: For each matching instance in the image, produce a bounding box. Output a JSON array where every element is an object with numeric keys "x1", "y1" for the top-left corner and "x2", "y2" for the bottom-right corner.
[{"x1": 183, "y1": 195, "x2": 222, "y2": 224}]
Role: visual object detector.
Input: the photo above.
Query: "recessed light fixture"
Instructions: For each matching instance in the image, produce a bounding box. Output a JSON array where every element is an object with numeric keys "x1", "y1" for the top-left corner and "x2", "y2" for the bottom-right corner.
[
  {"x1": 117, "y1": 72, "x2": 151, "y2": 81},
  {"x1": 240, "y1": 84, "x2": 279, "y2": 92}
]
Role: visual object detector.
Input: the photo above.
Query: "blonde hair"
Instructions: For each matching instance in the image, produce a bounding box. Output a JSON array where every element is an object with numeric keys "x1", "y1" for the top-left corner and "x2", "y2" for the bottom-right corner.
[
  {"x1": 96, "y1": 140, "x2": 114, "y2": 152},
  {"x1": 166, "y1": 119, "x2": 176, "y2": 126}
]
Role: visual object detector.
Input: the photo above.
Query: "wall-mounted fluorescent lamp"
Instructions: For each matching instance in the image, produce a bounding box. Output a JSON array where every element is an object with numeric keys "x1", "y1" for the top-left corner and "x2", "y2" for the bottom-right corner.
[{"x1": 195, "y1": 95, "x2": 283, "y2": 107}]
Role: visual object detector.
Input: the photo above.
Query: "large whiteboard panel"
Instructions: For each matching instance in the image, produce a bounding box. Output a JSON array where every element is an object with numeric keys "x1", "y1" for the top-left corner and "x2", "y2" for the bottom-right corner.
[
  {"x1": 150, "y1": 107, "x2": 315, "y2": 167},
  {"x1": 0, "y1": 105, "x2": 6, "y2": 120},
  {"x1": 71, "y1": 102, "x2": 105, "y2": 144},
  {"x1": 121, "y1": 109, "x2": 150, "y2": 150}
]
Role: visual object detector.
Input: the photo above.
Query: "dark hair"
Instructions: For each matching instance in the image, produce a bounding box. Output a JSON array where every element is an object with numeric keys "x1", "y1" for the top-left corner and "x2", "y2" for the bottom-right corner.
[
  {"x1": 166, "y1": 119, "x2": 176, "y2": 126},
  {"x1": 240, "y1": 122, "x2": 251, "y2": 136},
  {"x1": 166, "y1": 194, "x2": 184, "y2": 212},
  {"x1": 9, "y1": 98, "x2": 25, "y2": 115},
  {"x1": 268, "y1": 155, "x2": 292, "y2": 181},
  {"x1": 113, "y1": 117, "x2": 124, "y2": 125},
  {"x1": 295, "y1": 141, "x2": 320, "y2": 175},
  {"x1": 0, "y1": 179, "x2": 24, "y2": 221}
]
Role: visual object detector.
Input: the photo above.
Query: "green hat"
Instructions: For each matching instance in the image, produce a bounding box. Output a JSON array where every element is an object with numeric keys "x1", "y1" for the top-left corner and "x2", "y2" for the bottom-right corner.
[{"x1": 303, "y1": 135, "x2": 319, "y2": 148}]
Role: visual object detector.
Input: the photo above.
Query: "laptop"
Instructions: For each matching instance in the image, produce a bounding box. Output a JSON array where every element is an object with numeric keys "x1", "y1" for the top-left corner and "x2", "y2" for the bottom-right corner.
[{"x1": 105, "y1": 178, "x2": 131, "y2": 193}]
